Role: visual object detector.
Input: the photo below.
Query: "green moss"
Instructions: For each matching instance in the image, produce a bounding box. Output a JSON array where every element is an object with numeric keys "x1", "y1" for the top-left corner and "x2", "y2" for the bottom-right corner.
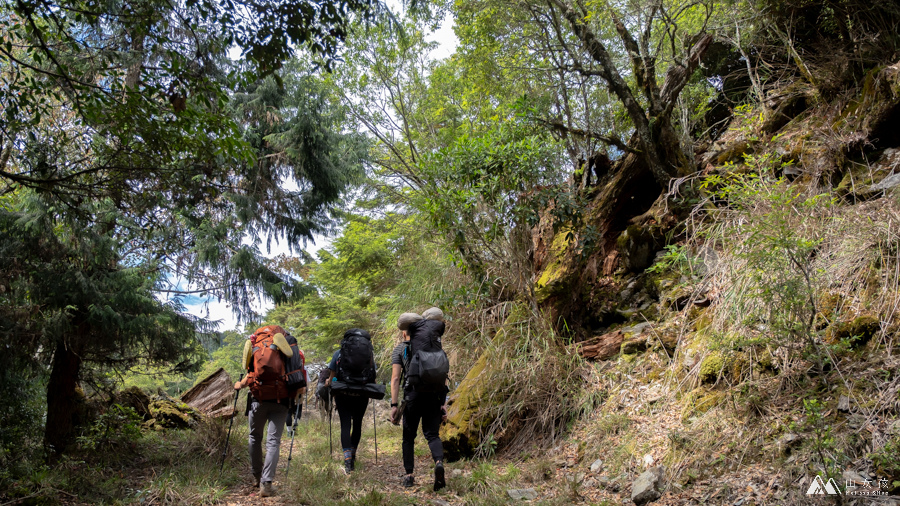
[
  {"x1": 620, "y1": 337, "x2": 648, "y2": 355},
  {"x1": 534, "y1": 228, "x2": 574, "y2": 303},
  {"x1": 699, "y1": 352, "x2": 725, "y2": 384},
  {"x1": 716, "y1": 141, "x2": 751, "y2": 165},
  {"x1": 729, "y1": 352, "x2": 750, "y2": 383},
  {"x1": 680, "y1": 388, "x2": 725, "y2": 420},
  {"x1": 827, "y1": 314, "x2": 881, "y2": 347},
  {"x1": 147, "y1": 399, "x2": 199, "y2": 429}
]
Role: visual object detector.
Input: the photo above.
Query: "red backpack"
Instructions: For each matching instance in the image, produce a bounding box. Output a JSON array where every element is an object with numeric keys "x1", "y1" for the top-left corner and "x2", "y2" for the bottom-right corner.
[{"x1": 248, "y1": 325, "x2": 290, "y2": 402}]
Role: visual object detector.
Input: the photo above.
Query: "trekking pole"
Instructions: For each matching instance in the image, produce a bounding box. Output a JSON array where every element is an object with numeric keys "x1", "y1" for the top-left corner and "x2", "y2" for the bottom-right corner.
[
  {"x1": 373, "y1": 397, "x2": 378, "y2": 464},
  {"x1": 220, "y1": 373, "x2": 243, "y2": 473},
  {"x1": 328, "y1": 398, "x2": 333, "y2": 457},
  {"x1": 286, "y1": 396, "x2": 302, "y2": 475}
]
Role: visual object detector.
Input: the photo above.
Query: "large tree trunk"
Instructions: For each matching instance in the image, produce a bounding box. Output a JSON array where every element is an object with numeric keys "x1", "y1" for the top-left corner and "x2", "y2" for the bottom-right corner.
[{"x1": 45, "y1": 339, "x2": 84, "y2": 461}]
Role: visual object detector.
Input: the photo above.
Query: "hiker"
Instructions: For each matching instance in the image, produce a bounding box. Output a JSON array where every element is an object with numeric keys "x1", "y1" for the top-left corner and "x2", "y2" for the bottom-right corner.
[
  {"x1": 284, "y1": 331, "x2": 308, "y2": 433},
  {"x1": 234, "y1": 325, "x2": 306, "y2": 497},
  {"x1": 390, "y1": 308, "x2": 450, "y2": 491},
  {"x1": 325, "y1": 328, "x2": 378, "y2": 474},
  {"x1": 314, "y1": 366, "x2": 331, "y2": 411}
]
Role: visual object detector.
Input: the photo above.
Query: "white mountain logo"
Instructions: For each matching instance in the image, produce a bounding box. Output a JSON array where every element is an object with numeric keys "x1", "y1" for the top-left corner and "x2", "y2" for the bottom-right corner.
[{"x1": 807, "y1": 475, "x2": 842, "y2": 495}]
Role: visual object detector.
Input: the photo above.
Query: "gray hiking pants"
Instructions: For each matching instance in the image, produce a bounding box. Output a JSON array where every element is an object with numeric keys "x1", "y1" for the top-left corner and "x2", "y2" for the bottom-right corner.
[{"x1": 248, "y1": 399, "x2": 288, "y2": 483}]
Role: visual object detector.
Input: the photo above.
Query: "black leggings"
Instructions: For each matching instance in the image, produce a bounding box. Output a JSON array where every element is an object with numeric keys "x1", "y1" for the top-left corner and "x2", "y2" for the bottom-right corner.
[
  {"x1": 402, "y1": 393, "x2": 444, "y2": 474},
  {"x1": 334, "y1": 393, "x2": 368, "y2": 450}
]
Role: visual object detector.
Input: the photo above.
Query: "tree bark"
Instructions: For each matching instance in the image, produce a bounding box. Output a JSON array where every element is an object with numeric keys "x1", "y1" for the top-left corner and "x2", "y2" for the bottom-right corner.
[{"x1": 45, "y1": 339, "x2": 85, "y2": 461}]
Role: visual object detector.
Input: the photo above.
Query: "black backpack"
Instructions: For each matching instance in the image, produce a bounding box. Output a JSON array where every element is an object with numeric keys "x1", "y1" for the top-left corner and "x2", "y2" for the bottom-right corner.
[
  {"x1": 284, "y1": 333, "x2": 307, "y2": 391},
  {"x1": 405, "y1": 319, "x2": 450, "y2": 392},
  {"x1": 336, "y1": 328, "x2": 376, "y2": 385}
]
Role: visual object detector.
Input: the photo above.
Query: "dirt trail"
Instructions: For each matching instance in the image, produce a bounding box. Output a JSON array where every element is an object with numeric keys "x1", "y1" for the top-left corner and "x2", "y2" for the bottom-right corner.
[{"x1": 220, "y1": 404, "x2": 450, "y2": 505}]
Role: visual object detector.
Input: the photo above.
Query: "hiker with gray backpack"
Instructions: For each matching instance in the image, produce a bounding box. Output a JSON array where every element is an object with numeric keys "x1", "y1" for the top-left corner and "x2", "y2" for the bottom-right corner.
[
  {"x1": 325, "y1": 328, "x2": 385, "y2": 474},
  {"x1": 390, "y1": 307, "x2": 450, "y2": 491}
]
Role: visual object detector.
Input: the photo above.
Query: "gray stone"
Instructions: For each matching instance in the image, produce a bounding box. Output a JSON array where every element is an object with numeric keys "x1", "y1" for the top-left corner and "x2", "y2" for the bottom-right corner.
[
  {"x1": 778, "y1": 433, "x2": 801, "y2": 454},
  {"x1": 450, "y1": 469, "x2": 463, "y2": 478},
  {"x1": 632, "y1": 322, "x2": 653, "y2": 334},
  {"x1": 431, "y1": 501, "x2": 451, "y2": 506},
  {"x1": 843, "y1": 469, "x2": 866, "y2": 486},
  {"x1": 507, "y1": 488, "x2": 538, "y2": 501},
  {"x1": 590, "y1": 459, "x2": 604, "y2": 473},
  {"x1": 838, "y1": 395, "x2": 850, "y2": 412},
  {"x1": 566, "y1": 472, "x2": 586, "y2": 484},
  {"x1": 631, "y1": 466, "x2": 665, "y2": 506},
  {"x1": 872, "y1": 173, "x2": 900, "y2": 191}
]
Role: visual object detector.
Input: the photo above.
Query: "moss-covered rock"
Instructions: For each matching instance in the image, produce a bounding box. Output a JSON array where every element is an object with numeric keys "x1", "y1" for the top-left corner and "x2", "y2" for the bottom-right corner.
[
  {"x1": 681, "y1": 387, "x2": 725, "y2": 420},
  {"x1": 616, "y1": 225, "x2": 658, "y2": 272},
  {"x1": 146, "y1": 399, "x2": 200, "y2": 430},
  {"x1": 827, "y1": 314, "x2": 881, "y2": 347},
  {"x1": 729, "y1": 352, "x2": 750, "y2": 383},
  {"x1": 621, "y1": 336, "x2": 648, "y2": 355},
  {"x1": 699, "y1": 352, "x2": 725, "y2": 384},
  {"x1": 534, "y1": 228, "x2": 574, "y2": 304}
]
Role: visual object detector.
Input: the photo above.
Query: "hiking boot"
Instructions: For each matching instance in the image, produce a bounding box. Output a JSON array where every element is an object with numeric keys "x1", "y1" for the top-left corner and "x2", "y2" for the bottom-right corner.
[
  {"x1": 402, "y1": 474, "x2": 415, "y2": 488},
  {"x1": 350, "y1": 448, "x2": 357, "y2": 471},
  {"x1": 343, "y1": 459, "x2": 353, "y2": 474},
  {"x1": 260, "y1": 482, "x2": 276, "y2": 497},
  {"x1": 433, "y1": 461, "x2": 446, "y2": 491},
  {"x1": 252, "y1": 476, "x2": 260, "y2": 488}
]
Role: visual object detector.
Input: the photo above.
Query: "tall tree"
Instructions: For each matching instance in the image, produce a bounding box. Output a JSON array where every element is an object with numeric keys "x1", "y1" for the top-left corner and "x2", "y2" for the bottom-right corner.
[
  {"x1": 0, "y1": 0, "x2": 375, "y2": 458},
  {"x1": 0, "y1": 196, "x2": 202, "y2": 458}
]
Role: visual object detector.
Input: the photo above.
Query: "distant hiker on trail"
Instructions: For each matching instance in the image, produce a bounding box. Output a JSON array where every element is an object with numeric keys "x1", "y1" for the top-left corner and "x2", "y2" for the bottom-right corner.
[
  {"x1": 325, "y1": 328, "x2": 384, "y2": 474},
  {"x1": 315, "y1": 366, "x2": 331, "y2": 411},
  {"x1": 233, "y1": 325, "x2": 307, "y2": 497},
  {"x1": 390, "y1": 308, "x2": 450, "y2": 491}
]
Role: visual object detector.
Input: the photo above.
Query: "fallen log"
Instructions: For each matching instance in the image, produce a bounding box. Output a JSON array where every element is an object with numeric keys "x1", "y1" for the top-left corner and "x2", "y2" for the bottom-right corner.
[
  {"x1": 180, "y1": 368, "x2": 235, "y2": 417},
  {"x1": 570, "y1": 330, "x2": 625, "y2": 360}
]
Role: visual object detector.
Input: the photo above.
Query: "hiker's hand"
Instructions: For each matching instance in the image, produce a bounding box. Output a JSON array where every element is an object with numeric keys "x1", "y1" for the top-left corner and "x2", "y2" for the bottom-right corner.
[
  {"x1": 234, "y1": 381, "x2": 242, "y2": 390},
  {"x1": 390, "y1": 407, "x2": 400, "y2": 425}
]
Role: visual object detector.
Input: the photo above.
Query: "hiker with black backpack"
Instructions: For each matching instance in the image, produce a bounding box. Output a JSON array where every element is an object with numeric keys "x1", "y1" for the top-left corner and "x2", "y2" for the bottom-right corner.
[
  {"x1": 325, "y1": 328, "x2": 384, "y2": 474},
  {"x1": 390, "y1": 308, "x2": 450, "y2": 491},
  {"x1": 233, "y1": 325, "x2": 307, "y2": 497},
  {"x1": 283, "y1": 331, "x2": 308, "y2": 435}
]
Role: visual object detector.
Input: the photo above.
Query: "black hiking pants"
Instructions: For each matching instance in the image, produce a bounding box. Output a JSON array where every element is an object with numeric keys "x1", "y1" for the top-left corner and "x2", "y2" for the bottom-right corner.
[
  {"x1": 402, "y1": 392, "x2": 444, "y2": 474},
  {"x1": 334, "y1": 392, "x2": 368, "y2": 450}
]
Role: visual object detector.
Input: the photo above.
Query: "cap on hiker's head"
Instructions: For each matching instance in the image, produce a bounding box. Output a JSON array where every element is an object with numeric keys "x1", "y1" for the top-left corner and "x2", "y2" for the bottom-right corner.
[
  {"x1": 397, "y1": 312, "x2": 423, "y2": 330},
  {"x1": 423, "y1": 307, "x2": 444, "y2": 322}
]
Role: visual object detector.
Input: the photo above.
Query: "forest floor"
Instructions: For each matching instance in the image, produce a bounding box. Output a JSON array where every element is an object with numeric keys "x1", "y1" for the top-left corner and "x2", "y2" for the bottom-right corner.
[{"x1": 4, "y1": 384, "x2": 900, "y2": 505}]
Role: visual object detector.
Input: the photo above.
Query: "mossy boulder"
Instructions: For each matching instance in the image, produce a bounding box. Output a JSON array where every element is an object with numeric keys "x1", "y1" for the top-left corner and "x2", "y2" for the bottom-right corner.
[
  {"x1": 616, "y1": 225, "x2": 661, "y2": 273},
  {"x1": 442, "y1": 315, "x2": 523, "y2": 460},
  {"x1": 699, "y1": 352, "x2": 726, "y2": 384},
  {"x1": 827, "y1": 314, "x2": 881, "y2": 347},
  {"x1": 534, "y1": 228, "x2": 574, "y2": 304},
  {"x1": 145, "y1": 399, "x2": 200, "y2": 430},
  {"x1": 681, "y1": 387, "x2": 725, "y2": 420},
  {"x1": 729, "y1": 352, "x2": 750, "y2": 383},
  {"x1": 621, "y1": 336, "x2": 648, "y2": 355}
]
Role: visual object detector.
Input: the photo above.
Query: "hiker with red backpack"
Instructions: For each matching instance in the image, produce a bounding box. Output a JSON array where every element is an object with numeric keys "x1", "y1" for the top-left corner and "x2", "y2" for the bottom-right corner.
[
  {"x1": 324, "y1": 328, "x2": 385, "y2": 474},
  {"x1": 233, "y1": 325, "x2": 307, "y2": 497},
  {"x1": 390, "y1": 308, "x2": 450, "y2": 491}
]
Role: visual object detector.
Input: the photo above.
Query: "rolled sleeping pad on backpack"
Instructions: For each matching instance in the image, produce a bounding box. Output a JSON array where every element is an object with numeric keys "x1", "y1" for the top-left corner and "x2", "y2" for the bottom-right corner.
[
  {"x1": 331, "y1": 380, "x2": 386, "y2": 400},
  {"x1": 243, "y1": 332, "x2": 292, "y2": 370}
]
